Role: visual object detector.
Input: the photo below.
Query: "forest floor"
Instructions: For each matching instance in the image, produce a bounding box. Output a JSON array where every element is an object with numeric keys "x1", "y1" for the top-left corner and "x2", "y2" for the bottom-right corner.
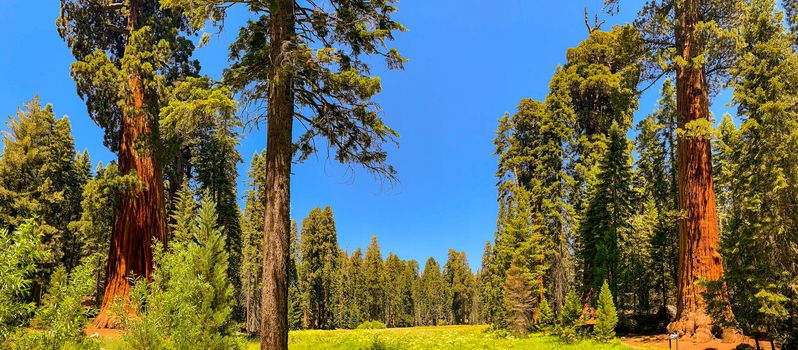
[
  {"x1": 621, "y1": 333, "x2": 772, "y2": 350},
  {"x1": 250, "y1": 325, "x2": 635, "y2": 350},
  {"x1": 94, "y1": 324, "x2": 770, "y2": 349}
]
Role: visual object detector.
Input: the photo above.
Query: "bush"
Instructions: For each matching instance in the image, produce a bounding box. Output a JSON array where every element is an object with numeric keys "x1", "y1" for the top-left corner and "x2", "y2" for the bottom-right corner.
[
  {"x1": 0, "y1": 219, "x2": 49, "y2": 343},
  {"x1": 356, "y1": 320, "x2": 387, "y2": 330},
  {"x1": 594, "y1": 280, "x2": 618, "y2": 342},
  {"x1": 19, "y1": 262, "x2": 100, "y2": 349},
  {"x1": 121, "y1": 198, "x2": 241, "y2": 350},
  {"x1": 556, "y1": 324, "x2": 578, "y2": 344}
]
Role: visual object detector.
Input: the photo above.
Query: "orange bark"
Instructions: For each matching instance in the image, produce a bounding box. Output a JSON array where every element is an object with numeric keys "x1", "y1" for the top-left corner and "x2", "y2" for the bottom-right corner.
[
  {"x1": 667, "y1": 0, "x2": 736, "y2": 341},
  {"x1": 92, "y1": 6, "x2": 166, "y2": 329}
]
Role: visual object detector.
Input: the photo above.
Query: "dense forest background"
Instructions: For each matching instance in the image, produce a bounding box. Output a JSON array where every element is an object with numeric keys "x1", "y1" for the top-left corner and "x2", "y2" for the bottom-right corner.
[{"x1": 1, "y1": 0, "x2": 798, "y2": 349}]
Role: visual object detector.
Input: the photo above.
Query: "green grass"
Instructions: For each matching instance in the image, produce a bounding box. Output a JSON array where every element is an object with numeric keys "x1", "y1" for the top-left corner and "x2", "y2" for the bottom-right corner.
[{"x1": 240, "y1": 325, "x2": 636, "y2": 350}]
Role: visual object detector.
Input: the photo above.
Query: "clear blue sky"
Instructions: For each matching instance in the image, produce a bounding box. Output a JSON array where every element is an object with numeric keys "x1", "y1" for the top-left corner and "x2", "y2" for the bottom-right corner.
[{"x1": 0, "y1": 1, "x2": 734, "y2": 271}]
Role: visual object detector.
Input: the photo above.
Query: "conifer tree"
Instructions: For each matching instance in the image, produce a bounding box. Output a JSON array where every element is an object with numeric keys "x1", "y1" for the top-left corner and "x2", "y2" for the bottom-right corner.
[
  {"x1": 241, "y1": 151, "x2": 267, "y2": 333},
  {"x1": 721, "y1": 0, "x2": 798, "y2": 344},
  {"x1": 634, "y1": 79, "x2": 679, "y2": 316},
  {"x1": 580, "y1": 121, "x2": 635, "y2": 301},
  {"x1": 0, "y1": 98, "x2": 86, "y2": 299},
  {"x1": 594, "y1": 280, "x2": 618, "y2": 342},
  {"x1": 57, "y1": 0, "x2": 227, "y2": 327},
  {"x1": 419, "y1": 257, "x2": 445, "y2": 326},
  {"x1": 160, "y1": 0, "x2": 406, "y2": 345},
  {"x1": 606, "y1": 0, "x2": 745, "y2": 338},
  {"x1": 503, "y1": 263, "x2": 534, "y2": 336},
  {"x1": 443, "y1": 250, "x2": 475, "y2": 325},
  {"x1": 299, "y1": 207, "x2": 338, "y2": 329},
  {"x1": 364, "y1": 236, "x2": 385, "y2": 323}
]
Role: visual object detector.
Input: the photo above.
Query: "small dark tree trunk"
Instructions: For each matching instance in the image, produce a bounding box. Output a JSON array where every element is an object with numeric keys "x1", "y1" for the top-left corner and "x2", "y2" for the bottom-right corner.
[
  {"x1": 667, "y1": 0, "x2": 736, "y2": 341},
  {"x1": 260, "y1": 0, "x2": 295, "y2": 348},
  {"x1": 92, "y1": 5, "x2": 167, "y2": 329}
]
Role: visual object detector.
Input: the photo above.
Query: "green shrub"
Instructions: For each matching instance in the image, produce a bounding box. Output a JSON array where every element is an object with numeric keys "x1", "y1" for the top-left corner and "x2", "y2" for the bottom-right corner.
[
  {"x1": 122, "y1": 198, "x2": 241, "y2": 350},
  {"x1": 560, "y1": 290, "x2": 581, "y2": 327},
  {"x1": 19, "y1": 262, "x2": 99, "y2": 349},
  {"x1": 0, "y1": 219, "x2": 49, "y2": 343},
  {"x1": 556, "y1": 324, "x2": 578, "y2": 344},
  {"x1": 593, "y1": 281, "x2": 618, "y2": 342},
  {"x1": 537, "y1": 297, "x2": 553, "y2": 330},
  {"x1": 356, "y1": 320, "x2": 387, "y2": 330}
]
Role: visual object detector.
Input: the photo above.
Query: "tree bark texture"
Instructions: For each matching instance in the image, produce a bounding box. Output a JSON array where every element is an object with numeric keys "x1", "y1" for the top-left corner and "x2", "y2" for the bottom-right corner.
[
  {"x1": 260, "y1": 0, "x2": 295, "y2": 348},
  {"x1": 92, "y1": 3, "x2": 167, "y2": 328},
  {"x1": 668, "y1": 0, "x2": 736, "y2": 341}
]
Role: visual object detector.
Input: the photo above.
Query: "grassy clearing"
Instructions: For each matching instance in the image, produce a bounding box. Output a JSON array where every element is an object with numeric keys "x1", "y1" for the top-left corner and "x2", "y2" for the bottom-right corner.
[{"x1": 239, "y1": 325, "x2": 637, "y2": 350}]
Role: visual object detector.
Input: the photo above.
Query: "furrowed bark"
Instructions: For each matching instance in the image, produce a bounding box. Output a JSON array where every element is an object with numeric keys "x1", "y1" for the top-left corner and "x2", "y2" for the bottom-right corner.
[
  {"x1": 260, "y1": 0, "x2": 295, "y2": 348},
  {"x1": 667, "y1": 0, "x2": 736, "y2": 341},
  {"x1": 92, "y1": 3, "x2": 167, "y2": 328}
]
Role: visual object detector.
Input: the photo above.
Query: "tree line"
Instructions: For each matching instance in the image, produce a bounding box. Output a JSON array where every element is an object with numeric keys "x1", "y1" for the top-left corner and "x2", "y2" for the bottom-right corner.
[{"x1": 481, "y1": 0, "x2": 798, "y2": 347}]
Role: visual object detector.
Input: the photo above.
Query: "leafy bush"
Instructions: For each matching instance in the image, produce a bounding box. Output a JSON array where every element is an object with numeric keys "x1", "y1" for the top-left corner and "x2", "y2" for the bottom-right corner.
[
  {"x1": 19, "y1": 262, "x2": 99, "y2": 349},
  {"x1": 122, "y1": 198, "x2": 241, "y2": 350},
  {"x1": 0, "y1": 219, "x2": 49, "y2": 343},
  {"x1": 556, "y1": 324, "x2": 578, "y2": 344},
  {"x1": 356, "y1": 320, "x2": 387, "y2": 330},
  {"x1": 593, "y1": 281, "x2": 618, "y2": 342}
]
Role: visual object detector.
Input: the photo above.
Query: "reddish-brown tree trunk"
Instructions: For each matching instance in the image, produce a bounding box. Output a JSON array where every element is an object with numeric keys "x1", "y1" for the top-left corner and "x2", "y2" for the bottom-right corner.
[
  {"x1": 92, "y1": 4, "x2": 167, "y2": 328},
  {"x1": 667, "y1": 0, "x2": 736, "y2": 342},
  {"x1": 260, "y1": 0, "x2": 295, "y2": 348}
]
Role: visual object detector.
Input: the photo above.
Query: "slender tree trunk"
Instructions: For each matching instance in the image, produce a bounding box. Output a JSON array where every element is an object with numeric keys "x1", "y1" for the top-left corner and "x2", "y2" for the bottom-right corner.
[
  {"x1": 667, "y1": 0, "x2": 736, "y2": 341},
  {"x1": 260, "y1": 0, "x2": 295, "y2": 348}
]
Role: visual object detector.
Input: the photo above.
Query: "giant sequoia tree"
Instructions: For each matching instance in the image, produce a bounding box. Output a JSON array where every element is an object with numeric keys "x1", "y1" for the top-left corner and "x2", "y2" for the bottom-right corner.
[
  {"x1": 57, "y1": 0, "x2": 206, "y2": 327},
  {"x1": 161, "y1": 1, "x2": 405, "y2": 347},
  {"x1": 606, "y1": 0, "x2": 743, "y2": 340}
]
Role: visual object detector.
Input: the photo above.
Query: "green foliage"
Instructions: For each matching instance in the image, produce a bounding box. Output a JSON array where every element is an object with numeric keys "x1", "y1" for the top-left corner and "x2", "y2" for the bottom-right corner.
[
  {"x1": 356, "y1": 321, "x2": 387, "y2": 330},
  {"x1": 594, "y1": 281, "x2": 618, "y2": 342},
  {"x1": 537, "y1": 297, "x2": 554, "y2": 330},
  {"x1": 0, "y1": 219, "x2": 49, "y2": 342},
  {"x1": 418, "y1": 257, "x2": 446, "y2": 326},
  {"x1": 0, "y1": 98, "x2": 86, "y2": 287},
  {"x1": 122, "y1": 198, "x2": 239, "y2": 350},
  {"x1": 580, "y1": 121, "x2": 635, "y2": 297},
  {"x1": 560, "y1": 290, "x2": 581, "y2": 327},
  {"x1": 240, "y1": 151, "x2": 266, "y2": 333},
  {"x1": 20, "y1": 262, "x2": 99, "y2": 350},
  {"x1": 717, "y1": 0, "x2": 798, "y2": 345},
  {"x1": 300, "y1": 207, "x2": 339, "y2": 329},
  {"x1": 164, "y1": 0, "x2": 407, "y2": 179},
  {"x1": 443, "y1": 250, "x2": 475, "y2": 325}
]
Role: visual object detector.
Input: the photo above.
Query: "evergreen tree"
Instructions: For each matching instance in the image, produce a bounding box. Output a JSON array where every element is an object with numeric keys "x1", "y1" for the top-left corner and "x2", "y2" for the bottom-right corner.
[
  {"x1": 503, "y1": 263, "x2": 534, "y2": 336},
  {"x1": 0, "y1": 98, "x2": 85, "y2": 299},
  {"x1": 634, "y1": 80, "x2": 679, "y2": 316},
  {"x1": 364, "y1": 236, "x2": 385, "y2": 323},
  {"x1": 58, "y1": 0, "x2": 227, "y2": 327},
  {"x1": 607, "y1": 0, "x2": 745, "y2": 338},
  {"x1": 288, "y1": 221, "x2": 303, "y2": 331},
  {"x1": 240, "y1": 151, "x2": 267, "y2": 333},
  {"x1": 443, "y1": 250, "x2": 475, "y2": 325},
  {"x1": 299, "y1": 207, "x2": 339, "y2": 329},
  {"x1": 721, "y1": 0, "x2": 798, "y2": 344},
  {"x1": 419, "y1": 257, "x2": 445, "y2": 326},
  {"x1": 69, "y1": 162, "x2": 138, "y2": 307},
  {"x1": 579, "y1": 121, "x2": 635, "y2": 301},
  {"x1": 162, "y1": 0, "x2": 407, "y2": 345},
  {"x1": 594, "y1": 280, "x2": 618, "y2": 342}
]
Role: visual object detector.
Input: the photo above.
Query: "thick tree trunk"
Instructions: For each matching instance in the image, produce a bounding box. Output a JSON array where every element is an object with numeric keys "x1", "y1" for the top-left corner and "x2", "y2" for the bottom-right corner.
[
  {"x1": 260, "y1": 0, "x2": 295, "y2": 348},
  {"x1": 93, "y1": 60, "x2": 166, "y2": 330},
  {"x1": 667, "y1": 0, "x2": 736, "y2": 342},
  {"x1": 92, "y1": 4, "x2": 166, "y2": 328}
]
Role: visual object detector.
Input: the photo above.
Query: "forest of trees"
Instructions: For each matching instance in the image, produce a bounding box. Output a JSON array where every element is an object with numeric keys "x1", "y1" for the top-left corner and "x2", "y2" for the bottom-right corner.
[
  {"x1": 483, "y1": 0, "x2": 798, "y2": 347},
  {"x1": 2, "y1": 0, "x2": 798, "y2": 349}
]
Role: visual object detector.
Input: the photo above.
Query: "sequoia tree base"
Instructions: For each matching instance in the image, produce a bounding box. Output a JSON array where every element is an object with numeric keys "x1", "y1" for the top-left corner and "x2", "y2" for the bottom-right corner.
[{"x1": 667, "y1": 312, "x2": 743, "y2": 343}]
